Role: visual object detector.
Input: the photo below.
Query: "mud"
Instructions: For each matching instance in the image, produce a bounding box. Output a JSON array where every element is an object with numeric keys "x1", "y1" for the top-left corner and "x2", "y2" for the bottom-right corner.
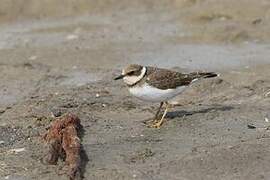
[{"x1": 0, "y1": 1, "x2": 270, "y2": 180}]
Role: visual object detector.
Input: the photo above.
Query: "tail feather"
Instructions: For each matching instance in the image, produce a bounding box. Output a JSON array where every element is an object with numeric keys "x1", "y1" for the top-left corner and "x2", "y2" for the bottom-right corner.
[
  {"x1": 201, "y1": 72, "x2": 219, "y2": 78},
  {"x1": 190, "y1": 72, "x2": 219, "y2": 79}
]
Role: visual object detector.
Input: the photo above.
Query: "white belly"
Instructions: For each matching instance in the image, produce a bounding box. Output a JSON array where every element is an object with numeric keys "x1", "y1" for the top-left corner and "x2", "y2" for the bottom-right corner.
[{"x1": 129, "y1": 83, "x2": 186, "y2": 102}]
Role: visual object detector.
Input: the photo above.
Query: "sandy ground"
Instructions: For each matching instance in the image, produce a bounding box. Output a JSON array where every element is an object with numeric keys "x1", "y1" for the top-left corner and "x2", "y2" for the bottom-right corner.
[{"x1": 0, "y1": 1, "x2": 270, "y2": 180}]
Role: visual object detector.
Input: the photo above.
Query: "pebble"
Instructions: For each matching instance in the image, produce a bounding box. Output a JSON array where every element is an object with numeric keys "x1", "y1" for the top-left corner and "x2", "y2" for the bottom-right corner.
[
  {"x1": 9, "y1": 147, "x2": 26, "y2": 154},
  {"x1": 28, "y1": 55, "x2": 37, "y2": 60},
  {"x1": 66, "y1": 34, "x2": 78, "y2": 40},
  {"x1": 51, "y1": 108, "x2": 62, "y2": 117}
]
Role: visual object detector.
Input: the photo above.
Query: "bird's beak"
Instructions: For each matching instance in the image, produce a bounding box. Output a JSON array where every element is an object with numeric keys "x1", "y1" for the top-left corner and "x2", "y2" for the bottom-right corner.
[{"x1": 114, "y1": 74, "x2": 125, "y2": 80}]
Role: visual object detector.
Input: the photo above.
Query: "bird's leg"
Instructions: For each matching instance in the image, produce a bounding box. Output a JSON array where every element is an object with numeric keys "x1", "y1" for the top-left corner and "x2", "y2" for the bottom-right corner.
[
  {"x1": 154, "y1": 102, "x2": 164, "y2": 120},
  {"x1": 144, "y1": 102, "x2": 164, "y2": 125},
  {"x1": 149, "y1": 102, "x2": 169, "y2": 128}
]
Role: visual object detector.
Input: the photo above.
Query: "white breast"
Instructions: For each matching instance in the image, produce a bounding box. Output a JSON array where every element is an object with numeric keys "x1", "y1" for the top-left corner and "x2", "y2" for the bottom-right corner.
[{"x1": 129, "y1": 83, "x2": 186, "y2": 102}]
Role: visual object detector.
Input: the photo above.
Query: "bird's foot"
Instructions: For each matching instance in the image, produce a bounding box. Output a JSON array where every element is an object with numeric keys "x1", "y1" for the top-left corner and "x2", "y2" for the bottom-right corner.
[
  {"x1": 147, "y1": 120, "x2": 163, "y2": 129},
  {"x1": 142, "y1": 118, "x2": 155, "y2": 125},
  {"x1": 142, "y1": 116, "x2": 162, "y2": 125}
]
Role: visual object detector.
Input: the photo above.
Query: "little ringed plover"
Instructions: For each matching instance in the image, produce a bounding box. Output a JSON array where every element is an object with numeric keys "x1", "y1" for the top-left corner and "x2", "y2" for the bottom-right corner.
[{"x1": 114, "y1": 64, "x2": 218, "y2": 128}]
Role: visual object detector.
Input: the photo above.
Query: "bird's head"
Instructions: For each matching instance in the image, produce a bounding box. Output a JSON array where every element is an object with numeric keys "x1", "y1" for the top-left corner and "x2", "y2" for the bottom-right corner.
[{"x1": 114, "y1": 64, "x2": 146, "y2": 85}]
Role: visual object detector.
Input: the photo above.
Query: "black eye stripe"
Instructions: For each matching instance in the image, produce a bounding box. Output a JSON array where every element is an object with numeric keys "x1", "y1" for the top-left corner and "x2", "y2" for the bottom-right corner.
[{"x1": 127, "y1": 71, "x2": 135, "y2": 75}]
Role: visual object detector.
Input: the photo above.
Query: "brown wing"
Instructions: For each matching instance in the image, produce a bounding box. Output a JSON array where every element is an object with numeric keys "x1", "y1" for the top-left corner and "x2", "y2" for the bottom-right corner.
[{"x1": 145, "y1": 67, "x2": 194, "y2": 90}]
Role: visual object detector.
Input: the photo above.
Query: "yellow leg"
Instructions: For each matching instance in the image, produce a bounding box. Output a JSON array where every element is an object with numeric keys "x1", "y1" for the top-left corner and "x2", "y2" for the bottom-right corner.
[
  {"x1": 144, "y1": 102, "x2": 164, "y2": 125},
  {"x1": 149, "y1": 102, "x2": 169, "y2": 128},
  {"x1": 154, "y1": 102, "x2": 164, "y2": 120}
]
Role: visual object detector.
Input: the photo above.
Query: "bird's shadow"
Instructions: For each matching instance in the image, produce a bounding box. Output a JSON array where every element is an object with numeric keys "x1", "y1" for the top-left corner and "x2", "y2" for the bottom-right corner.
[{"x1": 165, "y1": 105, "x2": 234, "y2": 119}]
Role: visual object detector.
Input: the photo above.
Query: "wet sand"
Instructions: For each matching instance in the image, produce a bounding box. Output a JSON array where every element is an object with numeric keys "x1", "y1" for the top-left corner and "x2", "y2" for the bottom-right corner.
[{"x1": 0, "y1": 1, "x2": 270, "y2": 180}]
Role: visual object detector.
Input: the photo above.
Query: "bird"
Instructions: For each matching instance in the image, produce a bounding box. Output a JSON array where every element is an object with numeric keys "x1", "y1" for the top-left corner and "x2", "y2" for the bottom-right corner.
[{"x1": 114, "y1": 64, "x2": 218, "y2": 128}]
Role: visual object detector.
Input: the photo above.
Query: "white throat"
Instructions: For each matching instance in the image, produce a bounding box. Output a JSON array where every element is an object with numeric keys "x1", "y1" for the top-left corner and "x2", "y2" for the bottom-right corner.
[{"x1": 123, "y1": 66, "x2": 146, "y2": 85}]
